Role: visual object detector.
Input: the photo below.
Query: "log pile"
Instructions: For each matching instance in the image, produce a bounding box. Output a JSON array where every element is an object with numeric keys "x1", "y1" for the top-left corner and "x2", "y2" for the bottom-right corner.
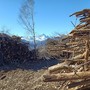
[
  {"x1": 0, "y1": 33, "x2": 32, "y2": 65},
  {"x1": 43, "y1": 9, "x2": 90, "y2": 90},
  {"x1": 70, "y1": 9, "x2": 90, "y2": 30}
]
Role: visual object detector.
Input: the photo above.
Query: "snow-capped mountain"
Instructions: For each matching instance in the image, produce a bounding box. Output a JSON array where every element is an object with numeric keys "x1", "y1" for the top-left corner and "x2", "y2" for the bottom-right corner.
[
  {"x1": 35, "y1": 34, "x2": 49, "y2": 41},
  {"x1": 21, "y1": 34, "x2": 49, "y2": 48},
  {"x1": 21, "y1": 34, "x2": 49, "y2": 42}
]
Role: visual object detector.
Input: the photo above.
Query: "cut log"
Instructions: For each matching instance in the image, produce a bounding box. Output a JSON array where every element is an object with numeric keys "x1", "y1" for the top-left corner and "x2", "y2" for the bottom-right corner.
[
  {"x1": 48, "y1": 61, "x2": 71, "y2": 73},
  {"x1": 43, "y1": 71, "x2": 90, "y2": 82},
  {"x1": 68, "y1": 79, "x2": 90, "y2": 88},
  {"x1": 48, "y1": 59, "x2": 88, "y2": 74},
  {"x1": 49, "y1": 65, "x2": 77, "y2": 74},
  {"x1": 76, "y1": 84, "x2": 90, "y2": 90},
  {"x1": 68, "y1": 59, "x2": 85, "y2": 63},
  {"x1": 72, "y1": 53, "x2": 84, "y2": 60},
  {"x1": 66, "y1": 42, "x2": 78, "y2": 45},
  {"x1": 70, "y1": 29, "x2": 90, "y2": 34}
]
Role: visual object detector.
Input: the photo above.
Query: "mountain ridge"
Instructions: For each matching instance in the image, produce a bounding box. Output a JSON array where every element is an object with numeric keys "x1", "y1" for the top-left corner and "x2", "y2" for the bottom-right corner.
[{"x1": 21, "y1": 34, "x2": 49, "y2": 42}]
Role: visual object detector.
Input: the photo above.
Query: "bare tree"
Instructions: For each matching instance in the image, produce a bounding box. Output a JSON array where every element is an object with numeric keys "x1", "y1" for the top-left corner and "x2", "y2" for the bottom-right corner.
[{"x1": 19, "y1": 0, "x2": 37, "y2": 59}]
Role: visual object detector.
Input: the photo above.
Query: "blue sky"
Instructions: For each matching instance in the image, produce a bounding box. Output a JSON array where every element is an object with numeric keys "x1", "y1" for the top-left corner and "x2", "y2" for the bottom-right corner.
[{"x1": 0, "y1": 0, "x2": 90, "y2": 36}]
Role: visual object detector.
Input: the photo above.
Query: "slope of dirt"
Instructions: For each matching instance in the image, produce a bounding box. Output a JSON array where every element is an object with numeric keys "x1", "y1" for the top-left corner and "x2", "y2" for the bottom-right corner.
[
  {"x1": 0, "y1": 69, "x2": 60, "y2": 90},
  {"x1": 0, "y1": 60, "x2": 62, "y2": 90}
]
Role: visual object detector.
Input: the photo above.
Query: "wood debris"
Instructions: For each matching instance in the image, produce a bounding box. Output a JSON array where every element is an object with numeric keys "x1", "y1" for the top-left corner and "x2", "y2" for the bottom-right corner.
[
  {"x1": 0, "y1": 33, "x2": 33, "y2": 64},
  {"x1": 43, "y1": 9, "x2": 90, "y2": 90}
]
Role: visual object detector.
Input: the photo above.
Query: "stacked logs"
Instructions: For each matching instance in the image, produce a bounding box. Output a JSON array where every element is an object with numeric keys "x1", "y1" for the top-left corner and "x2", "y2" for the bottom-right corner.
[
  {"x1": 0, "y1": 33, "x2": 32, "y2": 65},
  {"x1": 70, "y1": 9, "x2": 90, "y2": 29},
  {"x1": 43, "y1": 9, "x2": 90, "y2": 90},
  {"x1": 43, "y1": 39, "x2": 90, "y2": 90},
  {"x1": 46, "y1": 9, "x2": 90, "y2": 59}
]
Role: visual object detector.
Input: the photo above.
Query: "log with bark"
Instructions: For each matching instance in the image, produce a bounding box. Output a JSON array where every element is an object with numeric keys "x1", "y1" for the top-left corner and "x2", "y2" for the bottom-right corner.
[
  {"x1": 48, "y1": 60, "x2": 72, "y2": 73},
  {"x1": 43, "y1": 71, "x2": 90, "y2": 82},
  {"x1": 68, "y1": 79, "x2": 90, "y2": 88}
]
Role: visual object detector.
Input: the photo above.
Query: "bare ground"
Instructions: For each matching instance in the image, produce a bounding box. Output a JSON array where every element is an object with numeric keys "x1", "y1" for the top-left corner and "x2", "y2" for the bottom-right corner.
[{"x1": 0, "y1": 59, "x2": 62, "y2": 90}]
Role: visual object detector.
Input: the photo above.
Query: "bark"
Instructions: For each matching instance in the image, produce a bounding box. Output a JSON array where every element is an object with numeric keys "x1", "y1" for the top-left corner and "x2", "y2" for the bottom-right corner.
[
  {"x1": 48, "y1": 59, "x2": 88, "y2": 74},
  {"x1": 43, "y1": 71, "x2": 90, "y2": 82},
  {"x1": 48, "y1": 61, "x2": 71, "y2": 73},
  {"x1": 68, "y1": 79, "x2": 90, "y2": 88},
  {"x1": 72, "y1": 54, "x2": 84, "y2": 60}
]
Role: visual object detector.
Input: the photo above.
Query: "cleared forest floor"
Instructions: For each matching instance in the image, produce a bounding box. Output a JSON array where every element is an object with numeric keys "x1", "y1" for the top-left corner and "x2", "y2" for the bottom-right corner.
[{"x1": 0, "y1": 59, "x2": 61, "y2": 90}]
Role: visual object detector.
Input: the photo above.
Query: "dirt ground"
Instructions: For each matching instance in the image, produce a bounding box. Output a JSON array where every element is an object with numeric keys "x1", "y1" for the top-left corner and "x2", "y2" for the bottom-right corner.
[{"x1": 0, "y1": 59, "x2": 62, "y2": 90}]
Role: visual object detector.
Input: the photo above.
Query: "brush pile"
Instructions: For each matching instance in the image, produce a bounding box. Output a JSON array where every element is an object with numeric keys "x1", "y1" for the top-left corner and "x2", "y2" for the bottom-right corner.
[
  {"x1": 43, "y1": 9, "x2": 90, "y2": 90},
  {"x1": 0, "y1": 33, "x2": 32, "y2": 65}
]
